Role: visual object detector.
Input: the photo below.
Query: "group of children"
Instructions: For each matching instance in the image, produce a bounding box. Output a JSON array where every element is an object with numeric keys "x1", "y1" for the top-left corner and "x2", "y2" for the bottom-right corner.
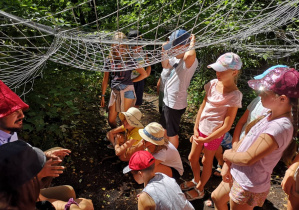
[
  {"x1": 103, "y1": 29, "x2": 299, "y2": 210},
  {"x1": 1, "y1": 28, "x2": 299, "y2": 210}
]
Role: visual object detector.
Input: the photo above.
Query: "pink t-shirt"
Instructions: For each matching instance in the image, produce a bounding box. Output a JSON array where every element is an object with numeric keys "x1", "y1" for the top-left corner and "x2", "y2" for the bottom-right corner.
[
  {"x1": 198, "y1": 79, "x2": 242, "y2": 136},
  {"x1": 231, "y1": 114, "x2": 293, "y2": 193}
]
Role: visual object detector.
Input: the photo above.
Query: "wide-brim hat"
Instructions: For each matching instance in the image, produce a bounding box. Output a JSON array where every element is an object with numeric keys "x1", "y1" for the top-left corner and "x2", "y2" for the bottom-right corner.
[
  {"x1": 0, "y1": 140, "x2": 46, "y2": 190},
  {"x1": 208, "y1": 52, "x2": 242, "y2": 72},
  {"x1": 0, "y1": 80, "x2": 29, "y2": 118},
  {"x1": 248, "y1": 67, "x2": 299, "y2": 98},
  {"x1": 138, "y1": 122, "x2": 165, "y2": 146},
  {"x1": 119, "y1": 107, "x2": 143, "y2": 128}
]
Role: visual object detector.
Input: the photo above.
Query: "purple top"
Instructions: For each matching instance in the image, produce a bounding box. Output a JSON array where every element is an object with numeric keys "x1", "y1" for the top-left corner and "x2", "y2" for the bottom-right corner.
[{"x1": 231, "y1": 114, "x2": 293, "y2": 193}]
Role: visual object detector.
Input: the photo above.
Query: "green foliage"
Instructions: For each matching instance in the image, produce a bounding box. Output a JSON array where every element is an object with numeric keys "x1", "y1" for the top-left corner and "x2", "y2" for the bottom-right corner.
[
  {"x1": 2, "y1": 0, "x2": 299, "y2": 147},
  {"x1": 19, "y1": 63, "x2": 103, "y2": 150}
]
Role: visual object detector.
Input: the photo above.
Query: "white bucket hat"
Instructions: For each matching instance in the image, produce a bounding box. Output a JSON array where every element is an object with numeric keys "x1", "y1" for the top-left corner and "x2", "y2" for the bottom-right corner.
[
  {"x1": 119, "y1": 107, "x2": 143, "y2": 128},
  {"x1": 139, "y1": 122, "x2": 165, "y2": 146}
]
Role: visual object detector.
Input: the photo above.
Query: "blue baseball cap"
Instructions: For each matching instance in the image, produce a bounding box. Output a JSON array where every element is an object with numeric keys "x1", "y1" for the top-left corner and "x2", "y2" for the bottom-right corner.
[
  {"x1": 253, "y1": 65, "x2": 288, "y2": 79},
  {"x1": 163, "y1": 29, "x2": 191, "y2": 50}
]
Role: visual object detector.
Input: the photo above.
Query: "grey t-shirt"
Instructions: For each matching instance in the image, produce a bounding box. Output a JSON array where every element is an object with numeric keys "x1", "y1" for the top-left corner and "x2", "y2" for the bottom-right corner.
[{"x1": 143, "y1": 173, "x2": 195, "y2": 210}]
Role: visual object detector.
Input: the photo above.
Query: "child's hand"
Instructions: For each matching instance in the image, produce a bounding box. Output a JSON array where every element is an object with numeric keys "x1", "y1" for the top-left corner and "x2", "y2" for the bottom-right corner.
[
  {"x1": 221, "y1": 162, "x2": 232, "y2": 183},
  {"x1": 115, "y1": 134, "x2": 125, "y2": 145},
  {"x1": 223, "y1": 149, "x2": 232, "y2": 162},
  {"x1": 193, "y1": 129, "x2": 200, "y2": 138},
  {"x1": 190, "y1": 136, "x2": 194, "y2": 143},
  {"x1": 193, "y1": 136, "x2": 206, "y2": 145},
  {"x1": 189, "y1": 34, "x2": 196, "y2": 48}
]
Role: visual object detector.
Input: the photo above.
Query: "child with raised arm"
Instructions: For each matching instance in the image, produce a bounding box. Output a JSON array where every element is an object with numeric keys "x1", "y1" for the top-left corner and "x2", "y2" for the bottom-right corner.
[
  {"x1": 181, "y1": 53, "x2": 243, "y2": 201},
  {"x1": 212, "y1": 66, "x2": 299, "y2": 210}
]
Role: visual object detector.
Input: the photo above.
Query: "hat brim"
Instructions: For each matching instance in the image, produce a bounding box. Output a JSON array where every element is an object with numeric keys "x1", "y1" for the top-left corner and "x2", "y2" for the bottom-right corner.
[
  {"x1": 253, "y1": 65, "x2": 288, "y2": 80},
  {"x1": 123, "y1": 165, "x2": 131, "y2": 174},
  {"x1": 207, "y1": 63, "x2": 227, "y2": 72},
  {"x1": 163, "y1": 42, "x2": 173, "y2": 51},
  {"x1": 119, "y1": 112, "x2": 143, "y2": 128},
  {"x1": 248, "y1": 68, "x2": 286, "y2": 92},
  {"x1": 32, "y1": 146, "x2": 47, "y2": 172},
  {"x1": 138, "y1": 129, "x2": 165, "y2": 146}
]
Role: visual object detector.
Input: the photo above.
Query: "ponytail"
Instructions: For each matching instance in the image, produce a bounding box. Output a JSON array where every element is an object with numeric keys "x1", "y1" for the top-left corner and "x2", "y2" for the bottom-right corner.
[{"x1": 282, "y1": 98, "x2": 299, "y2": 165}]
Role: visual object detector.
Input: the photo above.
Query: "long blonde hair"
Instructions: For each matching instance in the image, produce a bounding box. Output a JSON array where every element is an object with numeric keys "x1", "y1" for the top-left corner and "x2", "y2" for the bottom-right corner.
[
  {"x1": 109, "y1": 32, "x2": 129, "y2": 61},
  {"x1": 152, "y1": 138, "x2": 169, "y2": 154}
]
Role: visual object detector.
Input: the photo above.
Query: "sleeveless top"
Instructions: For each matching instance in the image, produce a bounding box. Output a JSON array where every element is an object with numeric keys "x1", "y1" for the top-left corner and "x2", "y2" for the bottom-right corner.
[{"x1": 142, "y1": 173, "x2": 194, "y2": 210}]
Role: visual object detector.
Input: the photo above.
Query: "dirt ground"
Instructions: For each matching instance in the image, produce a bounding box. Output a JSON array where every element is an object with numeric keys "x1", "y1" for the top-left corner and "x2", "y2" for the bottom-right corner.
[{"x1": 52, "y1": 92, "x2": 289, "y2": 210}]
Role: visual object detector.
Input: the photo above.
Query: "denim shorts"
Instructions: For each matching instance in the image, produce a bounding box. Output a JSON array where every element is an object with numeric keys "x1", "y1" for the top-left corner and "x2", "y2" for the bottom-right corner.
[{"x1": 124, "y1": 90, "x2": 135, "y2": 99}]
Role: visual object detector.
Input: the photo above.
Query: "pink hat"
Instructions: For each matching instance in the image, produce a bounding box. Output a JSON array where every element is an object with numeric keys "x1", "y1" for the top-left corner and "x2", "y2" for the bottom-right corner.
[
  {"x1": 208, "y1": 52, "x2": 242, "y2": 72},
  {"x1": 123, "y1": 151, "x2": 155, "y2": 174},
  {"x1": 0, "y1": 80, "x2": 29, "y2": 118},
  {"x1": 248, "y1": 67, "x2": 299, "y2": 98}
]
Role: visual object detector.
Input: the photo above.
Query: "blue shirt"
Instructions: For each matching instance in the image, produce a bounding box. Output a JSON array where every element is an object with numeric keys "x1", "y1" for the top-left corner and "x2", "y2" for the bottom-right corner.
[{"x1": 0, "y1": 130, "x2": 18, "y2": 146}]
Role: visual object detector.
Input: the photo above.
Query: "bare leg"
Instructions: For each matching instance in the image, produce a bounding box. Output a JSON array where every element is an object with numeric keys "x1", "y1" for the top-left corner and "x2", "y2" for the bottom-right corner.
[
  {"x1": 197, "y1": 148, "x2": 217, "y2": 192},
  {"x1": 230, "y1": 198, "x2": 253, "y2": 210},
  {"x1": 123, "y1": 97, "x2": 135, "y2": 111},
  {"x1": 287, "y1": 194, "x2": 299, "y2": 210},
  {"x1": 40, "y1": 185, "x2": 76, "y2": 201},
  {"x1": 211, "y1": 181, "x2": 231, "y2": 210},
  {"x1": 108, "y1": 103, "x2": 117, "y2": 128},
  {"x1": 188, "y1": 142, "x2": 204, "y2": 184},
  {"x1": 168, "y1": 135, "x2": 179, "y2": 148}
]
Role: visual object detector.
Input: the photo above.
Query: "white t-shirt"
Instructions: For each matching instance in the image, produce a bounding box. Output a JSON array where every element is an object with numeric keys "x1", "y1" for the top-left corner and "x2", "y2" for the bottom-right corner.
[
  {"x1": 153, "y1": 142, "x2": 184, "y2": 175},
  {"x1": 163, "y1": 57, "x2": 198, "y2": 110},
  {"x1": 231, "y1": 114, "x2": 293, "y2": 193},
  {"x1": 159, "y1": 68, "x2": 172, "y2": 92}
]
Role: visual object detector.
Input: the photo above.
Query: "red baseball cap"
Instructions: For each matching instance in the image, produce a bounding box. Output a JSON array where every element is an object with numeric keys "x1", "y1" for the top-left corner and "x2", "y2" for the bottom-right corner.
[
  {"x1": 0, "y1": 80, "x2": 29, "y2": 118},
  {"x1": 123, "y1": 151, "x2": 155, "y2": 174}
]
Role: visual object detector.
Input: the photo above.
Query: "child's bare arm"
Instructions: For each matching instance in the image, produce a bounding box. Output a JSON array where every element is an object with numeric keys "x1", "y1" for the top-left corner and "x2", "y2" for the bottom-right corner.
[
  {"x1": 232, "y1": 109, "x2": 249, "y2": 146},
  {"x1": 107, "y1": 126, "x2": 124, "y2": 144},
  {"x1": 114, "y1": 139, "x2": 136, "y2": 156},
  {"x1": 195, "y1": 106, "x2": 238, "y2": 143},
  {"x1": 223, "y1": 133, "x2": 278, "y2": 166},
  {"x1": 193, "y1": 95, "x2": 207, "y2": 138},
  {"x1": 183, "y1": 34, "x2": 196, "y2": 69}
]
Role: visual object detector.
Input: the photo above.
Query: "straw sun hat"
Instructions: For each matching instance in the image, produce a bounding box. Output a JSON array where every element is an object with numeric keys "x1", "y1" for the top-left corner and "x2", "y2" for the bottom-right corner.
[
  {"x1": 139, "y1": 122, "x2": 165, "y2": 146},
  {"x1": 119, "y1": 107, "x2": 143, "y2": 128}
]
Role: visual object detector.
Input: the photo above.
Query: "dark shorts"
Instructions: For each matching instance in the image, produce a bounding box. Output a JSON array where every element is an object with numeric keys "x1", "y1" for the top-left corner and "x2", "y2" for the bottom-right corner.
[
  {"x1": 160, "y1": 105, "x2": 186, "y2": 137},
  {"x1": 133, "y1": 80, "x2": 145, "y2": 106},
  {"x1": 171, "y1": 167, "x2": 181, "y2": 180}
]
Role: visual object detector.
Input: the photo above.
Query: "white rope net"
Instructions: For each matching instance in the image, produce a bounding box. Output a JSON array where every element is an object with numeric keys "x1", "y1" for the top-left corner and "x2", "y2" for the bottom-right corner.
[{"x1": 0, "y1": 0, "x2": 299, "y2": 90}]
